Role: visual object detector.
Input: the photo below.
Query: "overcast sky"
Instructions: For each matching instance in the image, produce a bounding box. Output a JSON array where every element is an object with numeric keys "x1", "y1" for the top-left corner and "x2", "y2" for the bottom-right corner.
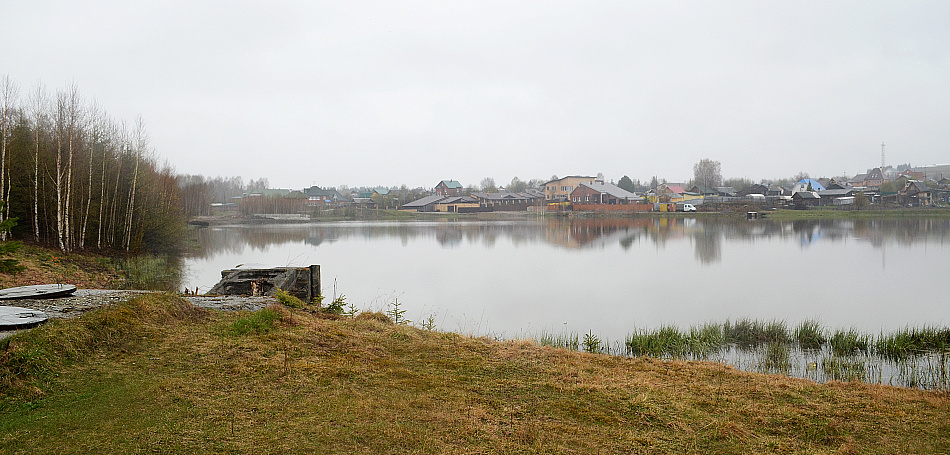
[{"x1": 3, "y1": 1, "x2": 948, "y2": 189}]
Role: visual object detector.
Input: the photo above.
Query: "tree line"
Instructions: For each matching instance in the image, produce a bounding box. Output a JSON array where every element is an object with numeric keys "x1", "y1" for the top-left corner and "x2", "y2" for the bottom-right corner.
[{"x1": 0, "y1": 76, "x2": 184, "y2": 254}]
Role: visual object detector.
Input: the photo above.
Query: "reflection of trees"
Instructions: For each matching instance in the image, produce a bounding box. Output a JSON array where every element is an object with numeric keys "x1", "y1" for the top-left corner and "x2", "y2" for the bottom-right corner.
[
  {"x1": 694, "y1": 227, "x2": 721, "y2": 264},
  {"x1": 189, "y1": 217, "x2": 950, "y2": 263}
]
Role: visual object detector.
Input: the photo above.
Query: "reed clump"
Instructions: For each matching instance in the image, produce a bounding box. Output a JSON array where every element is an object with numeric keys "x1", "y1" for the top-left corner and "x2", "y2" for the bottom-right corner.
[
  {"x1": 548, "y1": 319, "x2": 950, "y2": 390},
  {"x1": 829, "y1": 329, "x2": 869, "y2": 356},
  {"x1": 794, "y1": 319, "x2": 826, "y2": 351}
]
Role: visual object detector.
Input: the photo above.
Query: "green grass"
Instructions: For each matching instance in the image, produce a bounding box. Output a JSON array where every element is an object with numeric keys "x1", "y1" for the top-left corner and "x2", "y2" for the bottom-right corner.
[
  {"x1": 795, "y1": 319, "x2": 827, "y2": 351},
  {"x1": 830, "y1": 329, "x2": 870, "y2": 356},
  {"x1": 3, "y1": 295, "x2": 949, "y2": 453},
  {"x1": 722, "y1": 318, "x2": 789, "y2": 348},
  {"x1": 228, "y1": 307, "x2": 284, "y2": 335},
  {"x1": 766, "y1": 207, "x2": 950, "y2": 220},
  {"x1": 877, "y1": 327, "x2": 950, "y2": 361}
]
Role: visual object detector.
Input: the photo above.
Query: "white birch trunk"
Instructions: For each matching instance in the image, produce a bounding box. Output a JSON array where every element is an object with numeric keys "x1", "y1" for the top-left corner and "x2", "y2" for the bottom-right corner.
[{"x1": 0, "y1": 76, "x2": 16, "y2": 241}]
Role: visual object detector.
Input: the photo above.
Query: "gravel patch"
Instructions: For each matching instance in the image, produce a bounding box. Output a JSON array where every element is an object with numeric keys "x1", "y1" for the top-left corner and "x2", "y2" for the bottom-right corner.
[{"x1": 0, "y1": 290, "x2": 276, "y2": 340}]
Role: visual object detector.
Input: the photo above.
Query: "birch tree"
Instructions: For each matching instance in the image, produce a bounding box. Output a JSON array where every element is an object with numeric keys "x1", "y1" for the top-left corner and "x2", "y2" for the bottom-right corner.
[{"x1": 0, "y1": 76, "x2": 17, "y2": 240}]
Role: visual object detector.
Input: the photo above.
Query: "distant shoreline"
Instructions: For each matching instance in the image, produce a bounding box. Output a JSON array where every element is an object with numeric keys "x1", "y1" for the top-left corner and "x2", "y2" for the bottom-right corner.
[{"x1": 189, "y1": 206, "x2": 950, "y2": 226}]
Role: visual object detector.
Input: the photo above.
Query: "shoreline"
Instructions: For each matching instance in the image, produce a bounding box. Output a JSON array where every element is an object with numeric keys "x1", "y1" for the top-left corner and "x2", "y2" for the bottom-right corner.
[{"x1": 190, "y1": 206, "x2": 950, "y2": 226}]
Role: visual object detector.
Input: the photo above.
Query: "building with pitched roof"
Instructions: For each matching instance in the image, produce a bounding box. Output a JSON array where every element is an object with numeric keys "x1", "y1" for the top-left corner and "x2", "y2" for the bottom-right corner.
[
  {"x1": 435, "y1": 180, "x2": 464, "y2": 197},
  {"x1": 472, "y1": 191, "x2": 543, "y2": 211},
  {"x1": 899, "y1": 181, "x2": 932, "y2": 206},
  {"x1": 570, "y1": 182, "x2": 642, "y2": 205},
  {"x1": 542, "y1": 176, "x2": 597, "y2": 201}
]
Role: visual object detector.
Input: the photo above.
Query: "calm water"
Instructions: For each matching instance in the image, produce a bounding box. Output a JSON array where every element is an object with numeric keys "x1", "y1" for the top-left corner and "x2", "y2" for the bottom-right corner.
[{"x1": 183, "y1": 217, "x2": 950, "y2": 341}]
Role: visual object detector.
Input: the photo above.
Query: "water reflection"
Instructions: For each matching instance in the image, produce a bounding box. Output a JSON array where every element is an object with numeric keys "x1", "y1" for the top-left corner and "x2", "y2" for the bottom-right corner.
[{"x1": 190, "y1": 217, "x2": 950, "y2": 266}]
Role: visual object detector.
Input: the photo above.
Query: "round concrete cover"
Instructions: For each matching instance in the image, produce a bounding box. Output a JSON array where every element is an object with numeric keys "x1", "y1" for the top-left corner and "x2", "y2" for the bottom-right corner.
[
  {"x1": 0, "y1": 306, "x2": 49, "y2": 329},
  {"x1": 0, "y1": 284, "x2": 77, "y2": 300}
]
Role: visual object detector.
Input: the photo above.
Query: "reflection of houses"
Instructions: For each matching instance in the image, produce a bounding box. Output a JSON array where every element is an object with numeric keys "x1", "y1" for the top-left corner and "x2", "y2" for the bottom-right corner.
[
  {"x1": 435, "y1": 180, "x2": 463, "y2": 197},
  {"x1": 542, "y1": 176, "x2": 597, "y2": 201},
  {"x1": 898, "y1": 181, "x2": 932, "y2": 206},
  {"x1": 570, "y1": 182, "x2": 642, "y2": 205}
]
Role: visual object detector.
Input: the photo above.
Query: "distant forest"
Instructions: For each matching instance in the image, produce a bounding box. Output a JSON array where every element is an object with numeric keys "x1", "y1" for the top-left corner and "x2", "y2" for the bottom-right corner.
[{"x1": 0, "y1": 77, "x2": 186, "y2": 254}]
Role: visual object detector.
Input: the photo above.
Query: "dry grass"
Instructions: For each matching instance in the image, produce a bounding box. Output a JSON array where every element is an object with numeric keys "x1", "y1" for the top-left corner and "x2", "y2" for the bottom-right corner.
[
  {"x1": 2, "y1": 294, "x2": 948, "y2": 454},
  {"x1": 0, "y1": 244, "x2": 121, "y2": 289}
]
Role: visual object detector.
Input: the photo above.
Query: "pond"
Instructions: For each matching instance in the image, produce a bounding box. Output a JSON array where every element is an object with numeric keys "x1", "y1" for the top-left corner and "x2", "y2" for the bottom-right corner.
[{"x1": 183, "y1": 216, "x2": 949, "y2": 341}]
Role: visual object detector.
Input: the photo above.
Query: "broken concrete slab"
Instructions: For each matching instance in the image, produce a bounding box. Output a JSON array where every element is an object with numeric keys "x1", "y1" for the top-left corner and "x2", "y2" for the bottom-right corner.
[
  {"x1": 206, "y1": 264, "x2": 321, "y2": 302},
  {"x1": 0, "y1": 306, "x2": 49, "y2": 330}
]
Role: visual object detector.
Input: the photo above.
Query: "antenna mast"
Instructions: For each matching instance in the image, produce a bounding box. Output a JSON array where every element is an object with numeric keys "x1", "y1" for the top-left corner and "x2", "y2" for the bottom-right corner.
[{"x1": 881, "y1": 142, "x2": 885, "y2": 169}]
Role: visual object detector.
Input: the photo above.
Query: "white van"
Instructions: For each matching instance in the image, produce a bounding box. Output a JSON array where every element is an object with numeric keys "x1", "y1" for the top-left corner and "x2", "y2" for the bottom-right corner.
[{"x1": 681, "y1": 203, "x2": 697, "y2": 212}]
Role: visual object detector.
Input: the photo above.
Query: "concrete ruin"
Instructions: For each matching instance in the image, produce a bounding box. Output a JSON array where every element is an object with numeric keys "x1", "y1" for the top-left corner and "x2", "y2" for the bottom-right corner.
[{"x1": 207, "y1": 265, "x2": 321, "y2": 302}]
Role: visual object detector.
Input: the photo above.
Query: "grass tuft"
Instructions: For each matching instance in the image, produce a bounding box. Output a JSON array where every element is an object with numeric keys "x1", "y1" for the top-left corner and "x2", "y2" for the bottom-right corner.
[
  {"x1": 795, "y1": 320, "x2": 826, "y2": 351},
  {"x1": 228, "y1": 306, "x2": 285, "y2": 336}
]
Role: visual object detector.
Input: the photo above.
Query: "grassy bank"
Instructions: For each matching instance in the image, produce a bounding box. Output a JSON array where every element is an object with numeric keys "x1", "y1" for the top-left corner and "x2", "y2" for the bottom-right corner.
[
  {"x1": 0, "y1": 244, "x2": 121, "y2": 289},
  {"x1": 2, "y1": 295, "x2": 948, "y2": 453},
  {"x1": 763, "y1": 206, "x2": 950, "y2": 220}
]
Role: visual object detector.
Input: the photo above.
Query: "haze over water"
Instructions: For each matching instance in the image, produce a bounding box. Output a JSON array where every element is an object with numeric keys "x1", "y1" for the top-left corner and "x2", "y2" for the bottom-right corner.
[{"x1": 184, "y1": 217, "x2": 949, "y2": 341}]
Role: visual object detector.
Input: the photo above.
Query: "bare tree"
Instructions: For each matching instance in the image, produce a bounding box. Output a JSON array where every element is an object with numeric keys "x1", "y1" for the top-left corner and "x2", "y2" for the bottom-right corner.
[
  {"x1": 508, "y1": 176, "x2": 527, "y2": 193},
  {"x1": 125, "y1": 117, "x2": 147, "y2": 251},
  {"x1": 80, "y1": 101, "x2": 103, "y2": 249},
  {"x1": 693, "y1": 159, "x2": 722, "y2": 189},
  {"x1": 480, "y1": 177, "x2": 496, "y2": 192},
  {"x1": 0, "y1": 76, "x2": 18, "y2": 240},
  {"x1": 29, "y1": 84, "x2": 48, "y2": 243}
]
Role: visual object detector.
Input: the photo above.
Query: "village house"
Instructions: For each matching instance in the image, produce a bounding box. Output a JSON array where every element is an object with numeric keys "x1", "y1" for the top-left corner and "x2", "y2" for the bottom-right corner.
[
  {"x1": 817, "y1": 188, "x2": 855, "y2": 206},
  {"x1": 767, "y1": 185, "x2": 788, "y2": 196},
  {"x1": 688, "y1": 185, "x2": 717, "y2": 197},
  {"x1": 655, "y1": 183, "x2": 687, "y2": 203},
  {"x1": 898, "y1": 181, "x2": 933, "y2": 206},
  {"x1": 435, "y1": 180, "x2": 463, "y2": 197},
  {"x1": 401, "y1": 195, "x2": 445, "y2": 212},
  {"x1": 542, "y1": 176, "x2": 597, "y2": 201},
  {"x1": 434, "y1": 196, "x2": 481, "y2": 213},
  {"x1": 848, "y1": 173, "x2": 868, "y2": 187},
  {"x1": 303, "y1": 186, "x2": 349, "y2": 208},
  {"x1": 744, "y1": 184, "x2": 769, "y2": 196},
  {"x1": 473, "y1": 191, "x2": 543, "y2": 211},
  {"x1": 791, "y1": 191, "x2": 821, "y2": 208},
  {"x1": 860, "y1": 168, "x2": 886, "y2": 187},
  {"x1": 715, "y1": 186, "x2": 738, "y2": 197},
  {"x1": 570, "y1": 182, "x2": 641, "y2": 205},
  {"x1": 790, "y1": 179, "x2": 826, "y2": 194}
]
